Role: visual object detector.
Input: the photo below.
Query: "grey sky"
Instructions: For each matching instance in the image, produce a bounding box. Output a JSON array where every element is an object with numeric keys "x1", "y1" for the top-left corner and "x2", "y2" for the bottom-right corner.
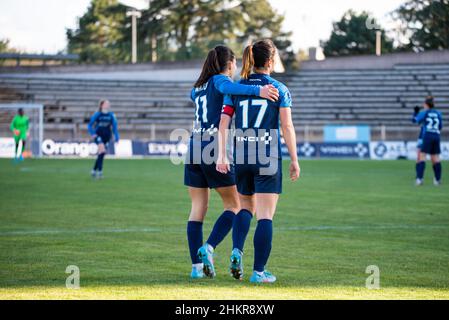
[{"x1": 0, "y1": 0, "x2": 406, "y2": 54}]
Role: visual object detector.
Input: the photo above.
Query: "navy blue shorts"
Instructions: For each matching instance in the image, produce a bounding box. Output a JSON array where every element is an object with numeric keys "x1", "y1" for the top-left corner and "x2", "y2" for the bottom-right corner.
[
  {"x1": 421, "y1": 134, "x2": 440, "y2": 155},
  {"x1": 184, "y1": 163, "x2": 236, "y2": 189},
  {"x1": 94, "y1": 135, "x2": 110, "y2": 148},
  {"x1": 235, "y1": 159, "x2": 282, "y2": 195}
]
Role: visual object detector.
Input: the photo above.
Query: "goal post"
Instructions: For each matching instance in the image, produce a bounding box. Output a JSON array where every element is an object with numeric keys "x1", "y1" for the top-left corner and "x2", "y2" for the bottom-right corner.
[{"x1": 0, "y1": 103, "x2": 44, "y2": 158}]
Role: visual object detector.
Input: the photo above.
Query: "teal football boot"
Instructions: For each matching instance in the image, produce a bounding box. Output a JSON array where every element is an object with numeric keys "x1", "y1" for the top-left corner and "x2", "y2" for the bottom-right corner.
[
  {"x1": 190, "y1": 265, "x2": 204, "y2": 279},
  {"x1": 250, "y1": 270, "x2": 277, "y2": 283},
  {"x1": 229, "y1": 248, "x2": 243, "y2": 280},
  {"x1": 197, "y1": 244, "x2": 216, "y2": 278}
]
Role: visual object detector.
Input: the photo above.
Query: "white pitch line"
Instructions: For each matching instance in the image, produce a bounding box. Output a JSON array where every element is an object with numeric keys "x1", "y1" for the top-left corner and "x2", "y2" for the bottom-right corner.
[{"x1": 0, "y1": 225, "x2": 447, "y2": 236}]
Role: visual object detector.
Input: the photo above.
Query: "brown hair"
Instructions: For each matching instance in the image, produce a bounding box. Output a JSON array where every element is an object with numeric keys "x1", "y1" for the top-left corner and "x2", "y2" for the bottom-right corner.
[
  {"x1": 194, "y1": 45, "x2": 236, "y2": 88},
  {"x1": 425, "y1": 96, "x2": 434, "y2": 108},
  {"x1": 241, "y1": 39, "x2": 277, "y2": 79},
  {"x1": 98, "y1": 99, "x2": 109, "y2": 112}
]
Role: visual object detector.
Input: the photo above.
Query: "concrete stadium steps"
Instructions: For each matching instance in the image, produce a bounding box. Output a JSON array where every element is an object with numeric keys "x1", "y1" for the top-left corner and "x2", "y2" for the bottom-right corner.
[
  {"x1": 0, "y1": 62, "x2": 448, "y2": 140},
  {"x1": 0, "y1": 77, "x2": 196, "y2": 139},
  {"x1": 0, "y1": 87, "x2": 33, "y2": 102}
]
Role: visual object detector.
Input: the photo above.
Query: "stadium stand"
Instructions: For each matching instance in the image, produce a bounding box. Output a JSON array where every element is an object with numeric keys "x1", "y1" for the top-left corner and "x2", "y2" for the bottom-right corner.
[
  {"x1": 0, "y1": 52, "x2": 448, "y2": 141},
  {"x1": 278, "y1": 63, "x2": 449, "y2": 141}
]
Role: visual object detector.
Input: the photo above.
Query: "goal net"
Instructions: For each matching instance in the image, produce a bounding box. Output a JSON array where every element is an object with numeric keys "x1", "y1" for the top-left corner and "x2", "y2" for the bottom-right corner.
[{"x1": 0, "y1": 103, "x2": 43, "y2": 158}]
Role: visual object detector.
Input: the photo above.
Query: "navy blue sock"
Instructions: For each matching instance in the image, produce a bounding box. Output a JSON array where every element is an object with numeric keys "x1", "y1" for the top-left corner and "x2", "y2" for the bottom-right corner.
[
  {"x1": 93, "y1": 155, "x2": 100, "y2": 170},
  {"x1": 187, "y1": 221, "x2": 203, "y2": 264},
  {"x1": 416, "y1": 161, "x2": 426, "y2": 179},
  {"x1": 253, "y1": 219, "x2": 273, "y2": 272},
  {"x1": 232, "y1": 209, "x2": 253, "y2": 252},
  {"x1": 97, "y1": 153, "x2": 105, "y2": 171},
  {"x1": 433, "y1": 163, "x2": 442, "y2": 181},
  {"x1": 207, "y1": 210, "x2": 235, "y2": 249}
]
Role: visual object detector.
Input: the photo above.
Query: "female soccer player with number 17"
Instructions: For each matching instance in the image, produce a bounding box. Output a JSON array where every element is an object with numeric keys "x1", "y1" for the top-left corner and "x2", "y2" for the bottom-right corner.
[{"x1": 217, "y1": 39, "x2": 300, "y2": 283}]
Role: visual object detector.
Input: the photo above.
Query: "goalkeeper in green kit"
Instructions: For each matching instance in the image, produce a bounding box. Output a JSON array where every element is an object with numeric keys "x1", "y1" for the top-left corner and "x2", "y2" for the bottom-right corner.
[{"x1": 10, "y1": 108, "x2": 29, "y2": 161}]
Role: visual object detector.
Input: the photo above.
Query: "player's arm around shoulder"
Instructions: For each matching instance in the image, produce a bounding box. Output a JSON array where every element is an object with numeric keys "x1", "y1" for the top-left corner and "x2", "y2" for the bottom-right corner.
[{"x1": 214, "y1": 75, "x2": 279, "y2": 102}]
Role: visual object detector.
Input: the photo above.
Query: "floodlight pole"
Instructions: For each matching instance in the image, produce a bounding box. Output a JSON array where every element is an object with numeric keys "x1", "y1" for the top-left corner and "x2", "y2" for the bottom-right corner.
[
  {"x1": 376, "y1": 31, "x2": 382, "y2": 57},
  {"x1": 127, "y1": 10, "x2": 142, "y2": 64}
]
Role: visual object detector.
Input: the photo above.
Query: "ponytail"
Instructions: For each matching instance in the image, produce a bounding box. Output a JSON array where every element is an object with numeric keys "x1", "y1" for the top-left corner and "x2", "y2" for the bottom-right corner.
[
  {"x1": 194, "y1": 46, "x2": 235, "y2": 88},
  {"x1": 241, "y1": 45, "x2": 254, "y2": 79},
  {"x1": 209, "y1": 49, "x2": 221, "y2": 74}
]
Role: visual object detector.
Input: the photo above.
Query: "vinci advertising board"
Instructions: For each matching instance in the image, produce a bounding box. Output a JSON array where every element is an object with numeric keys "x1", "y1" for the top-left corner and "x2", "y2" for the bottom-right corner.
[{"x1": 283, "y1": 142, "x2": 370, "y2": 159}]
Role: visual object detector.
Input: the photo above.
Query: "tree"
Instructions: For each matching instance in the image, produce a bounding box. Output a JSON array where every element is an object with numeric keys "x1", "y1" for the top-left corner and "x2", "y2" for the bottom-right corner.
[
  {"x1": 0, "y1": 39, "x2": 17, "y2": 53},
  {"x1": 139, "y1": 0, "x2": 295, "y2": 62},
  {"x1": 67, "y1": 0, "x2": 129, "y2": 63},
  {"x1": 322, "y1": 10, "x2": 394, "y2": 57},
  {"x1": 392, "y1": 0, "x2": 449, "y2": 51},
  {"x1": 235, "y1": 0, "x2": 296, "y2": 68},
  {"x1": 67, "y1": 0, "x2": 296, "y2": 66}
]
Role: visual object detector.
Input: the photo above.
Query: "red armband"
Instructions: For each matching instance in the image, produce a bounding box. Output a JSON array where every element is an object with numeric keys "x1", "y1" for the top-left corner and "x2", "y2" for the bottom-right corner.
[{"x1": 221, "y1": 105, "x2": 235, "y2": 117}]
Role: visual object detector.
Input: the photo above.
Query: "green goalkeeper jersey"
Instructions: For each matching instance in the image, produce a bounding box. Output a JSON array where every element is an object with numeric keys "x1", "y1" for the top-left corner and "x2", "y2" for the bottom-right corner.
[{"x1": 10, "y1": 115, "x2": 29, "y2": 140}]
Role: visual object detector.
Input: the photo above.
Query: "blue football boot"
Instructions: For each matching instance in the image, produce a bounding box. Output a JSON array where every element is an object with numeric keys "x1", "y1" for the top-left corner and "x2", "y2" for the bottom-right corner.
[
  {"x1": 230, "y1": 248, "x2": 243, "y2": 280},
  {"x1": 190, "y1": 265, "x2": 204, "y2": 279},
  {"x1": 250, "y1": 270, "x2": 277, "y2": 283},
  {"x1": 197, "y1": 244, "x2": 216, "y2": 278}
]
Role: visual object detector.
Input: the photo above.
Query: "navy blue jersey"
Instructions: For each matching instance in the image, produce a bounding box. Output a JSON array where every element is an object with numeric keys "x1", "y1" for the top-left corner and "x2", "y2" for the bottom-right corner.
[
  {"x1": 88, "y1": 112, "x2": 119, "y2": 141},
  {"x1": 413, "y1": 109, "x2": 443, "y2": 136},
  {"x1": 190, "y1": 74, "x2": 260, "y2": 135},
  {"x1": 224, "y1": 73, "x2": 292, "y2": 161}
]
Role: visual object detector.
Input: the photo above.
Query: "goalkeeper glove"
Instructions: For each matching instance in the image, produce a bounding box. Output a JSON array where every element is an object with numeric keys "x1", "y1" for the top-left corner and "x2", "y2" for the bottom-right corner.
[{"x1": 414, "y1": 106, "x2": 421, "y2": 115}]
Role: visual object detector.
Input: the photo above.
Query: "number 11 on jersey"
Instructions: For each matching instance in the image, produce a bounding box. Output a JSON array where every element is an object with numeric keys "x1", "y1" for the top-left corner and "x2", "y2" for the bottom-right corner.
[{"x1": 195, "y1": 95, "x2": 208, "y2": 124}]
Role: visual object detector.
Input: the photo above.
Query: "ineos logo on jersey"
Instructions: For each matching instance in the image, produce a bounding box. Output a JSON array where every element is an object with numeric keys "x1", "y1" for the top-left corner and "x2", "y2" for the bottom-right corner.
[{"x1": 236, "y1": 134, "x2": 273, "y2": 145}]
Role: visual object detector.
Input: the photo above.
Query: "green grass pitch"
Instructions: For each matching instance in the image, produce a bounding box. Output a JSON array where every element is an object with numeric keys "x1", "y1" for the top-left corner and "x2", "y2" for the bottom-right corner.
[{"x1": 0, "y1": 158, "x2": 448, "y2": 300}]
